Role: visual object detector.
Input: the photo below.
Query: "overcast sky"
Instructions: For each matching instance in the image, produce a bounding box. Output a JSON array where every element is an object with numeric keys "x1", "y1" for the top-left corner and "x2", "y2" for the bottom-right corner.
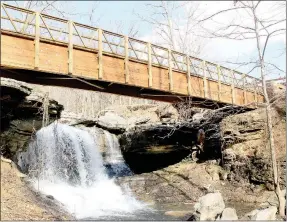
[{"x1": 8, "y1": 1, "x2": 286, "y2": 80}]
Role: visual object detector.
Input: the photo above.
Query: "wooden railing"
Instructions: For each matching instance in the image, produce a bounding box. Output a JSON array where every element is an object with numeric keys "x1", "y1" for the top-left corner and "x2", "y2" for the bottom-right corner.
[{"x1": 1, "y1": 3, "x2": 263, "y2": 100}]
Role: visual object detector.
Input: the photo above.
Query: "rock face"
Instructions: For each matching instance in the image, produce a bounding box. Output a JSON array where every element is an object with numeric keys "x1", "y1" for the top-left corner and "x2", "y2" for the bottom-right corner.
[
  {"x1": 0, "y1": 78, "x2": 63, "y2": 159},
  {"x1": 221, "y1": 107, "x2": 286, "y2": 189},
  {"x1": 96, "y1": 103, "x2": 179, "y2": 132}
]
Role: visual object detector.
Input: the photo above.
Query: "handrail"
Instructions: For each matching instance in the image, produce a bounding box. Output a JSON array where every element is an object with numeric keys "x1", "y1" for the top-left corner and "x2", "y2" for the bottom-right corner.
[{"x1": 0, "y1": 3, "x2": 263, "y2": 94}]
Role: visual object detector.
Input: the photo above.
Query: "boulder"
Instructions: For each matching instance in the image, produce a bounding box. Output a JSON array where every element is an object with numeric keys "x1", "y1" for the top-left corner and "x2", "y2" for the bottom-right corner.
[
  {"x1": 194, "y1": 192, "x2": 225, "y2": 220},
  {"x1": 218, "y1": 207, "x2": 238, "y2": 220},
  {"x1": 255, "y1": 206, "x2": 277, "y2": 220},
  {"x1": 97, "y1": 112, "x2": 127, "y2": 132}
]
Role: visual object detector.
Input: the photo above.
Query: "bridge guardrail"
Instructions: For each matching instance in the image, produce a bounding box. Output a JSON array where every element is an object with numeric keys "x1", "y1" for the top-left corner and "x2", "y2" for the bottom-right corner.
[{"x1": 1, "y1": 3, "x2": 263, "y2": 97}]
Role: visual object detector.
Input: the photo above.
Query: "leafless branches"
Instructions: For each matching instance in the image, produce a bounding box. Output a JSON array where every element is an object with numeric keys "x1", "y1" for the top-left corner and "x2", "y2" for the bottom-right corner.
[
  {"x1": 136, "y1": 1, "x2": 206, "y2": 57},
  {"x1": 196, "y1": 1, "x2": 286, "y2": 216}
]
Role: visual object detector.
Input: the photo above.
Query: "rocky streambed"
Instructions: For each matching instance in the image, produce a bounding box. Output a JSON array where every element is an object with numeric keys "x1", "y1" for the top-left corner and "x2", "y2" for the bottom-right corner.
[{"x1": 1, "y1": 77, "x2": 286, "y2": 220}]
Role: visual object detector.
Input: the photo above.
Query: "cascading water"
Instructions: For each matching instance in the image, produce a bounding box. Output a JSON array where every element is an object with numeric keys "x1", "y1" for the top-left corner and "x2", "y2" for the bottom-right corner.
[
  {"x1": 103, "y1": 131, "x2": 133, "y2": 177},
  {"x1": 18, "y1": 122, "x2": 146, "y2": 219}
]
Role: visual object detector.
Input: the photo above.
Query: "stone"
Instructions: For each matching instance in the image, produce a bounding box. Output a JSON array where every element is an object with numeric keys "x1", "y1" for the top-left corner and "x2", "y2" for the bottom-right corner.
[
  {"x1": 194, "y1": 192, "x2": 225, "y2": 221},
  {"x1": 192, "y1": 113, "x2": 204, "y2": 124},
  {"x1": 156, "y1": 104, "x2": 179, "y2": 120},
  {"x1": 219, "y1": 207, "x2": 238, "y2": 220},
  {"x1": 255, "y1": 206, "x2": 277, "y2": 220},
  {"x1": 97, "y1": 112, "x2": 127, "y2": 132},
  {"x1": 242, "y1": 209, "x2": 259, "y2": 220}
]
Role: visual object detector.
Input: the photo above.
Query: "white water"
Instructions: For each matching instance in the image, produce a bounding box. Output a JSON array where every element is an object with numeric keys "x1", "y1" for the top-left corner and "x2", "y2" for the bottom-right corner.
[
  {"x1": 104, "y1": 131, "x2": 133, "y2": 177},
  {"x1": 18, "y1": 122, "x2": 145, "y2": 219}
]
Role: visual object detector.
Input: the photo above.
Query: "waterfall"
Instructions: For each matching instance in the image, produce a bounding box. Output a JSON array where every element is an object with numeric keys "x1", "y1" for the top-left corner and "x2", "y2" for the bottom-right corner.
[
  {"x1": 103, "y1": 131, "x2": 133, "y2": 177},
  {"x1": 18, "y1": 122, "x2": 145, "y2": 219}
]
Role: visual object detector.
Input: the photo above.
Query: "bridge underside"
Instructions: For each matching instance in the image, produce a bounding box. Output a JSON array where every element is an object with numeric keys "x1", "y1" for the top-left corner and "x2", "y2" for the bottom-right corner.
[{"x1": 1, "y1": 68, "x2": 236, "y2": 109}]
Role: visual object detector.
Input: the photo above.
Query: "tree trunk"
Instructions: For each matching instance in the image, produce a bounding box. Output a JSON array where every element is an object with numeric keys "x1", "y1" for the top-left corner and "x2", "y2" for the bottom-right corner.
[{"x1": 253, "y1": 5, "x2": 285, "y2": 216}]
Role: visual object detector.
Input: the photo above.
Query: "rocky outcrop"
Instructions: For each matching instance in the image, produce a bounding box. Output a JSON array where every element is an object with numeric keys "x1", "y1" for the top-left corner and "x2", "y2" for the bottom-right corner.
[
  {"x1": 0, "y1": 78, "x2": 63, "y2": 159},
  {"x1": 221, "y1": 107, "x2": 286, "y2": 189}
]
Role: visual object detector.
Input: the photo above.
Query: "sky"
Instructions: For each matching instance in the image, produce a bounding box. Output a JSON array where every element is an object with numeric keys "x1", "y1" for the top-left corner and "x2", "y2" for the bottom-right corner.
[{"x1": 7, "y1": 1, "x2": 286, "y2": 80}]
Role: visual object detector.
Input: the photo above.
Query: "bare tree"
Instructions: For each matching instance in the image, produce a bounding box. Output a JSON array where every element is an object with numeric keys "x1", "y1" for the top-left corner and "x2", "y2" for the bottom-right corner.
[
  {"x1": 8, "y1": 1, "x2": 157, "y2": 119},
  {"x1": 136, "y1": 1, "x2": 206, "y2": 57},
  {"x1": 197, "y1": 1, "x2": 286, "y2": 216}
]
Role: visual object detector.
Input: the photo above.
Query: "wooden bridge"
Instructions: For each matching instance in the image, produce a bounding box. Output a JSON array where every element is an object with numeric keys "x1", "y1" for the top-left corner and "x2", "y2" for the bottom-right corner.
[{"x1": 1, "y1": 4, "x2": 264, "y2": 108}]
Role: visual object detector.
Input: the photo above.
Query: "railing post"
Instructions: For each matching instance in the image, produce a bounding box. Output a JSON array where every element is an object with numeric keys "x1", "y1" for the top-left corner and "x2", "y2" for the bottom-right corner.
[
  {"x1": 98, "y1": 28, "x2": 103, "y2": 79},
  {"x1": 254, "y1": 79, "x2": 258, "y2": 107},
  {"x1": 243, "y1": 74, "x2": 247, "y2": 105},
  {"x1": 34, "y1": 12, "x2": 40, "y2": 69},
  {"x1": 230, "y1": 70, "x2": 235, "y2": 105},
  {"x1": 168, "y1": 49, "x2": 173, "y2": 91},
  {"x1": 186, "y1": 56, "x2": 191, "y2": 95},
  {"x1": 148, "y1": 42, "x2": 152, "y2": 87},
  {"x1": 202, "y1": 61, "x2": 208, "y2": 98},
  {"x1": 124, "y1": 35, "x2": 129, "y2": 84},
  {"x1": 68, "y1": 20, "x2": 73, "y2": 74},
  {"x1": 217, "y1": 65, "x2": 221, "y2": 101}
]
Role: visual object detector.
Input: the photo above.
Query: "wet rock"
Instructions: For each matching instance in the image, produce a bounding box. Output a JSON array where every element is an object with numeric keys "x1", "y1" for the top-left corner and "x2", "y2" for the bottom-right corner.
[
  {"x1": 193, "y1": 192, "x2": 225, "y2": 220},
  {"x1": 164, "y1": 210, "x2": 191, "y2": 218}
]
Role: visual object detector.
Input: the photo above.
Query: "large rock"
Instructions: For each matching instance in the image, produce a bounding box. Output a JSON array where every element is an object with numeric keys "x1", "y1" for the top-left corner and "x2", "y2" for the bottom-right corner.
[
  {"x1": 194, "y1": 192, "x2": 225, "y2": 220},
  {"x1": 255, "y1": 206, "x2": 277, "y2": 220},
  {"x1": 97, "y1": 112, "x2": 127, "y2": 132},
  {"x1": 218, "y1": 207, "x2": 238, "y2": 220}
]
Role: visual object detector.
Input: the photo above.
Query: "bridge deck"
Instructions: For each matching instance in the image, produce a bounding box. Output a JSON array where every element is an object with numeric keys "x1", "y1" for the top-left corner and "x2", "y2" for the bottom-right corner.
[{"x1": 0, "y1": 3, "x2": 264, "y2": 107}]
